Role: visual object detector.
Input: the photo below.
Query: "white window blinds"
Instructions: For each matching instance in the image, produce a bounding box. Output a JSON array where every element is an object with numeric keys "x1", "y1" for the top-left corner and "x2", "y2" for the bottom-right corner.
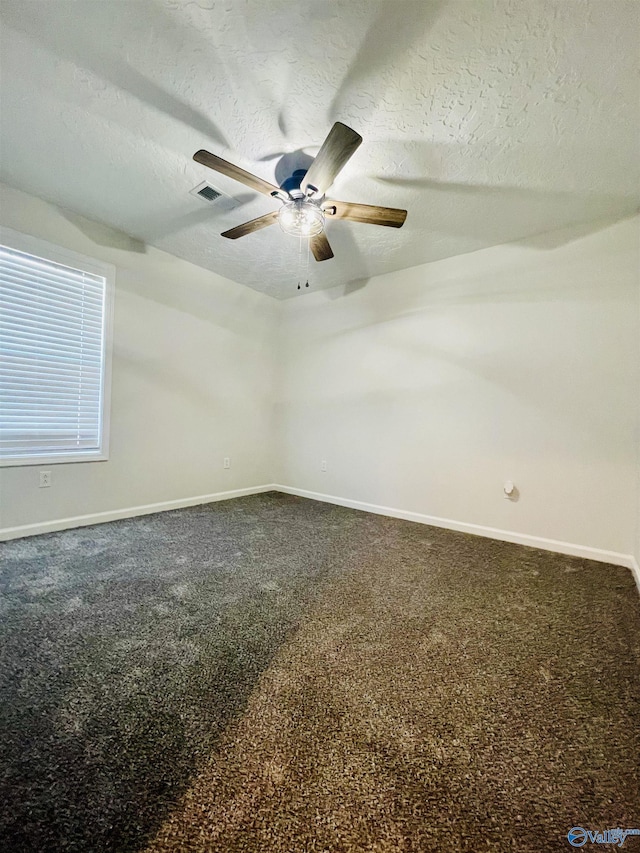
[{"x1": 0, "y1": 239, "x2": 111, "y2": 463}]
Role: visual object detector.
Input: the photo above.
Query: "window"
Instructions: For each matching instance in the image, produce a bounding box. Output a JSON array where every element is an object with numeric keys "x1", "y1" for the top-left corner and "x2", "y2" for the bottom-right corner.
[{"x1": 0, "y1": 227, "x2": 114, "y2": 466}]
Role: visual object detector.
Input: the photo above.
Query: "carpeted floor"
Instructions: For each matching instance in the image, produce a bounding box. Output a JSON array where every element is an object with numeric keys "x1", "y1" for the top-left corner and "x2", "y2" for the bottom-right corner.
[{"x1": 0, "y1": 492, "x2": 639, "y2": 852}]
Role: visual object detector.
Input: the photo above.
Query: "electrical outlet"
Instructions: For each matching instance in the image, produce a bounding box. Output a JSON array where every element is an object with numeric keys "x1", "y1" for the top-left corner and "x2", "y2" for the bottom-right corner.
[
  {"x1": 39, "y1": 470, "x2": 52, "y2": 488},
  {"x1": 223, "y1": 457, "x2": 230, "y2": 469},
  {"x1": 320, "y1": 460, "x2": 327, "y2": 472}
]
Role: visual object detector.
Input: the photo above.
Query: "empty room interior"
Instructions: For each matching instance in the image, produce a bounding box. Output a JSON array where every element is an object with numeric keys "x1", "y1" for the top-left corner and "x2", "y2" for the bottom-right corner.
[{"x1": 1, "y1": 1, "x2": 639, "y2": 851}]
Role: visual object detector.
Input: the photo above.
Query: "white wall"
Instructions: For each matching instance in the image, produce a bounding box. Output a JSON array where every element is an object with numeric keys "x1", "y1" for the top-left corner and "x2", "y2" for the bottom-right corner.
[
  {"x1": 2, "y1": 184, "x2": 638, "y2": 566},
  {"x1": 636, "y1": 262, "x2": 640, "y2": 569},
  {"x1": 276, "y1": 216, "x2": 640, "y2": 561},
  {"x1": 0, "y1": 183, "x2": 277, "y2": 535}
]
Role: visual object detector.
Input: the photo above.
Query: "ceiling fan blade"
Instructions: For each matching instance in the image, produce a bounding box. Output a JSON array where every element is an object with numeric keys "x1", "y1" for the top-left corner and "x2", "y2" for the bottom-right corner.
[
  {"x1": 194, "y1": 150, "x2": 281, "y2": 197},
  {"x1": 325, "y1": 200, "x2": 407, "y2": 228},
  {"x1": 309, "y1": 232, "x2": 334, "y2": 262},
  {"x1": 221, "y1": 211, "x2": 280, "y2": 239},
  {"x1": 302, "y1": 122, "x2": 363, "y2": 197}
]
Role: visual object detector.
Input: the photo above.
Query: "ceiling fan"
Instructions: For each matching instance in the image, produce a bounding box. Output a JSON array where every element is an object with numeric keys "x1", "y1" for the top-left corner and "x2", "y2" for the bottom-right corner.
[{"x1": 193, "y1": 122, "x2": 407, "y2": 262}]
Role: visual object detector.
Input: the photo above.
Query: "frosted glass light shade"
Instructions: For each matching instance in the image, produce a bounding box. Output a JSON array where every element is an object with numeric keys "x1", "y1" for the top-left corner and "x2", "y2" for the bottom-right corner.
[{"x1": 278, "y1": 200, "x2": 325, "y2": 237}]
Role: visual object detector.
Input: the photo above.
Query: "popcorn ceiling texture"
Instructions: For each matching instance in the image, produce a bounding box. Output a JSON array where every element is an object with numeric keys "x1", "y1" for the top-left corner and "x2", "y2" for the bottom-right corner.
[
  {"x1": 0, "y1": 0, "x2": 638, "y2": 298},
  {"x1": 1, "y1": 493, "x2": 639, "y2": 852}
]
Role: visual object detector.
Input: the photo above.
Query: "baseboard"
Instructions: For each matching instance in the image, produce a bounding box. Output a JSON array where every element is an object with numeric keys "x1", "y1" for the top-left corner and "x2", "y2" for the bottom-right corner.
[
  {"x1": 274, "y1": 484, "x2": 638, "y2": 573},
  {"x1": 0, "y1": 485, "x2": 275, "y2": 541},
  {"x1": 630, "y1": 557, "x2": 640, "y2": 595}
]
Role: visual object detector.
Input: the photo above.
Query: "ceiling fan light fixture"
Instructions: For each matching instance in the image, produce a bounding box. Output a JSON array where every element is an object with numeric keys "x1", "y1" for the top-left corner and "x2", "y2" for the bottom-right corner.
[
  {"x1": 194, "y1": 122, "x2": 407, "y2": 264},
  {"x1": 278, "y1": 199, "x2": 325, "y2": 237}
]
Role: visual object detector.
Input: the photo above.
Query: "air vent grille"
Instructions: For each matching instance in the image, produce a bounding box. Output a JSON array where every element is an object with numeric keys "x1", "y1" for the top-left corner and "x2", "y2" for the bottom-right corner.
[
  {"x1": 190, "y1": 181, "x2": 225, "y2": 203},
  {"x1": 197, "y1": 185, "x2": 222, "y2": 202}
]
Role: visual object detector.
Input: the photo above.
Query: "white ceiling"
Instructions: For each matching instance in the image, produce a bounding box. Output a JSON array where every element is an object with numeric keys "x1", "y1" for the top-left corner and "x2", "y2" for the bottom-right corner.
[{"x1": 0, "y1": 0, "x2": 638, "y2": 299}]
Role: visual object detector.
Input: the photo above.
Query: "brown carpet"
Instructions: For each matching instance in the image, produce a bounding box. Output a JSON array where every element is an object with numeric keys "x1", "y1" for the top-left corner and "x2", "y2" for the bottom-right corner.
[
  {"x1": 142, "y1": 495, "x2": 640, "y2": 853},
  {"x1": 1, "y1": 492, "x2": 639, "y2": 852}
]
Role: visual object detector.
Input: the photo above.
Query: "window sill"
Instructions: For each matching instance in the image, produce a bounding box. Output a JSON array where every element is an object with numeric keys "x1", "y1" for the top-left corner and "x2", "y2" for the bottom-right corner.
[{"x1": 0, "y1": 453, "x2": 109, "y2": 468}]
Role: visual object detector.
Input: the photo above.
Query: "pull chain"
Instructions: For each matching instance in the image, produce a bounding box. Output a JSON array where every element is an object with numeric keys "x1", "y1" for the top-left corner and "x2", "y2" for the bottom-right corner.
[
  {"x1": 296, "y1": 236, "x2": 311, "y2": 291},
  {"x1": 305, "y1": 236, "x2": 310, "y2": 288}
]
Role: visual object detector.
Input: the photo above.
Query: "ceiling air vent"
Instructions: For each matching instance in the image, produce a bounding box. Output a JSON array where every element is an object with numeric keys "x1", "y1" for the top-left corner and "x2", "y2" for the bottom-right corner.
[{"x1": 190, "y1": 181, "x2": 224, "y2": 203}]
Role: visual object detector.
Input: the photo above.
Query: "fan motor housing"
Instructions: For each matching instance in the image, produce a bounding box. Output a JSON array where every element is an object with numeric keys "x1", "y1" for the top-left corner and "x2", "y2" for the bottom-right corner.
[{"x1": 280, "y1": 168, "x2": 309, "y2": 194}]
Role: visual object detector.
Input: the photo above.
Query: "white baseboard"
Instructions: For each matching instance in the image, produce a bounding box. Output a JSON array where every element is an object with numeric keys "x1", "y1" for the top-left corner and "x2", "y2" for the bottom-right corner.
[
  {"x1": 630, "y1": 557, "x2": 640, "y2": 595},
  {"x1": 274, "y1": 484, "x2": 638, "y2": 574},
  {"x1": 0, "y1": 485, "x2": 275, "y2": 541}
]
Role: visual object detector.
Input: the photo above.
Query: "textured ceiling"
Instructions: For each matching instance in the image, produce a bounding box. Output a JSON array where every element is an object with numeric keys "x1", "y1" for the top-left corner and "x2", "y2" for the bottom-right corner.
[{"x1": 0, "y1": 0, "x2": 638, "y2": 299}]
